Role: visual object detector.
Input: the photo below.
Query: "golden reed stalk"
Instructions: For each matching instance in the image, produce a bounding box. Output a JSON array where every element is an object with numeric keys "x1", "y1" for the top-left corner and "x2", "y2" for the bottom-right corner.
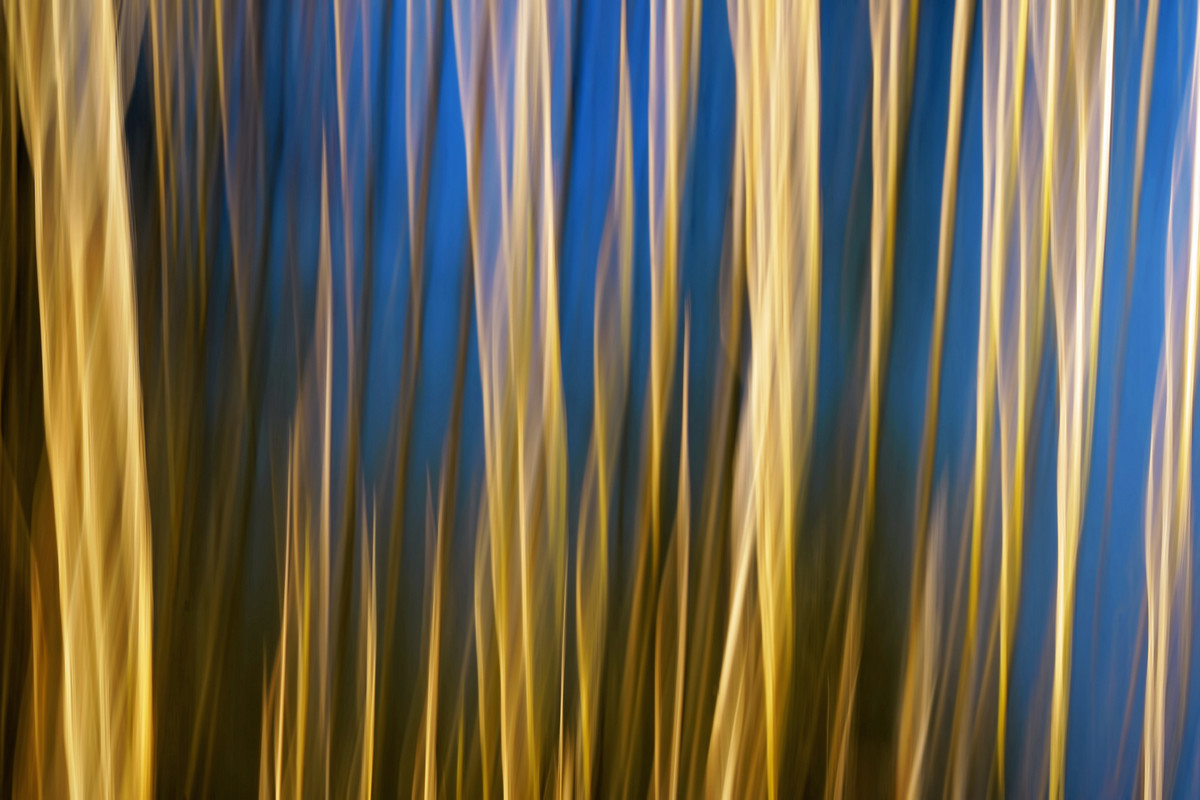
[{"x1": 3, "y1": 1, "x2": 154, "y2": 797}]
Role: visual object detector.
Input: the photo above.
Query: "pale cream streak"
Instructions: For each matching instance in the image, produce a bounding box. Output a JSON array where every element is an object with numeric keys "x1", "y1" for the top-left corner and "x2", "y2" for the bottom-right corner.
[
  {"x1": 455, "y1": 0, "x2": 569, "y2": 794},
  {"x1": 333, "y1": 0, "x2": 356, "y2": 401},
  {"x1": 708, "y1": 1, "x2": 818, "y2": 797},
  {"x1": 610, "y1": 0, "x2": 701, "y2": 792},
  {"x1": 446, "y1": 2, "x2": 504, "y2": 796},
  {"x1": 897, "y1": 1, "x2": 972, "y2": 797},
  {"x1": 994, "y1": 0, "x2": 1036, "y2": 789},
  {"x1": 1144, "y1": 6, "x2": 1200, "y2": 796},
  {"x1": 1092, "y1": 2, "x2": 1159, "y2": 719},
  {"x1": 953, "y1": 0, "x2": 1036, "y2": 792},
  {"x1": 1046, "y1": 3, "x2": 1116, "y2": 797},
  {"x1": 648, "y1": 0, "x2": 701, "y2": 566},
  {"x1": 393, "y1": 1, "x2": 440, "y2": 788},
  {"x1": 313, "y1": 153, "x2": 339, "y2": 797},
  {"x1": 995, "y1": 0, "x2": 1045, "y2": 783},
  {"x1": 958, "y1": 4, "x2": 1004, "y2": 780}
]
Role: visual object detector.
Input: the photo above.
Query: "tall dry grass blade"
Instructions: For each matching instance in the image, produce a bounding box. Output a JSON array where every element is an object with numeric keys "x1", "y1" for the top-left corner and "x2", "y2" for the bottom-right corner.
[
  {"x1": 327, "y1": 1, "x2": 378, "y2": 785},
  {"x1": 255, "y1": 131, "x2": 377, "y2": 795},
  {"x1": 414, "y1": 483, "x2": 445, "y2": 800},
  {"x1": 0, "y1": 27, "x2": 27, "y2": 795},
  {"x1": 3, "y1": 0, "x2": 155, "y2": 795},
  {"x1": 257, "y1": 150, "x2": 373, "y2": 799},
  {"x1": 828, "y1": 0, "x2": 916, "y2": 794},
  {"x1": 611, "y1": 0, "x2": 701, "y2": 785},
  {"x1": 574, "y1": 2, "x2": 634, "y2": 795},
  {"x1": 645, "y1": 0, "x2": 700, "y2": 564},
  {"x1": 0, "y1": 1, "x2": 1184, "y2": 797},
  {"x1": 17, "y1": 489, "x2": 68, "y2": 800},
  {"x1": 1142, "y1": 10, "x2": 1200, "y2": 795},
  {"x1": 380, "y1": 0, "x2": 444, "y2": 766},
  {"x1": 179, "y1": 2, "x2": 284, "y2": 786},
  {"x1": 1043, "y1": 3, "x2": 1116, "y2": 797},
  {"x1": 713, "y1": 0, "x2": 821, "y2": 796},
  {"x1": 679, "y1": 58, "x2": 748, "y2": 800},
  {"x1": 898, "y1": 484, "x2": 949, "y2": 800},
  {"x1": 653, "y1": 318, "x2": 690, "y2": 800},
  {"x1": 898, "y1": 1, "x2": 973, "y2": 795},
  {"x1": 952, "y1": 0, "x2": 1046, "y2": 790},
  {"x1": 354, "y1": 508, "x2": 378, "y2": 800},
  {"x1": 1094, "y1": 0, "x2": 1160, "y2": 672},
  {"x1": 462, "y1": 0, "x2": 569, "y2": 794},
  {"x1": 448, "y1": 1, "x2": 497, "y2": 796}
]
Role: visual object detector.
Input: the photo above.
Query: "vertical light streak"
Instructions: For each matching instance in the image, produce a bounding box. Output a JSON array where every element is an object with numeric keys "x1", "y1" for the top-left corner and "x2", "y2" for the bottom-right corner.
[
  {"x1": 654, "y1": 320, "x2": 690, "y2": 800},
  {"x1": 417, "y1": 486, "x2": 446, "y2": 800},
  {"x1": 3, "y1": 0, "x2": 155, "y2": 795},
  {"x1": 1143, "y1": 6, "x2": 1200, "y2": 796},
  {"x1": 712, "y1": 0, "x2": 821, "y2": 797},
  {"x1": 829, "y1": 0, "x2": 916, "y2": 794},
  {"x1": 613, "y1": 0, "x2": 700, "y2": 792},
  {"x1": 955, "y1": 0, "x2": 1040, "y2": 792},
  {"x1": 256, "y1": 151, "x2": 376, "y2": 799},
  {"x1": 356, "y1": 514, "x2": 377, "y2": 800},
  {"x1": 448, "y1": 1, "x2": 498, "y2": 796},
  {"x1": 898, "y1": 0, "x2": 973, "y2": 790},
  {"x1": 646, "y1": 0, "x2": 700, "y2": 567},
  {"x1": 574, "y1": 1, "x2": 634, "y2": 795},
  {"x1": 1095, "y1": 0, "x2": 1159, "y2": 667},
  {"x1": 459, "y1": 0, "x2": 569, "y2": 794},
  {"x1": 1046, "y1": 2, "x2": 1116, "y2": 797}
]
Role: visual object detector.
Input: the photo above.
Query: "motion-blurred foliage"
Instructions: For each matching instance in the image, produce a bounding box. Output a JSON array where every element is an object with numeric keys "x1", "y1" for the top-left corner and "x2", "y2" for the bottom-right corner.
[{"x1": 0, "y1": 0, "x2": 1195, "y2": 797}]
